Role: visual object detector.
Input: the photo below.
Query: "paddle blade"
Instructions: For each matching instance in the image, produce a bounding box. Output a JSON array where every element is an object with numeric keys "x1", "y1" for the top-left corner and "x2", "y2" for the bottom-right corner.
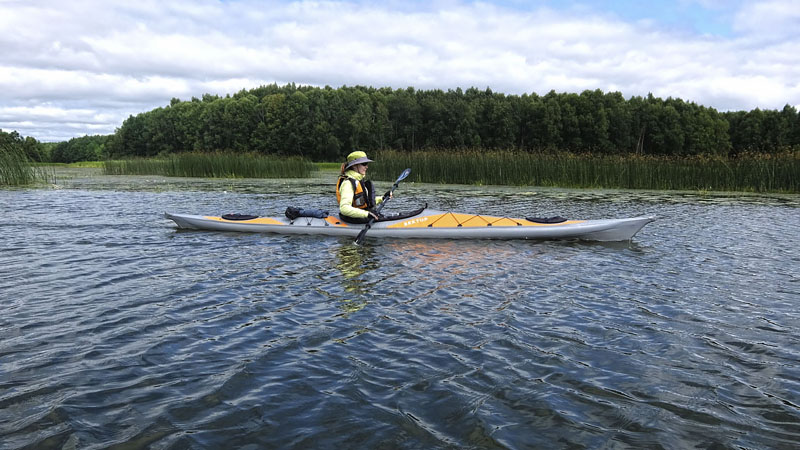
[
  {"x1": 354, "y1": 222, "x2": 372, "y2": 245},
  {"x1": 396, "y1": 168, "x2": 411, "y2": 182}
]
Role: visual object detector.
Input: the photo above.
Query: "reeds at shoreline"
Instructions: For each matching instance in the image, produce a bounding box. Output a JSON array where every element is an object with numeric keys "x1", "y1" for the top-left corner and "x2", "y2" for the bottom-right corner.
[
  {"x1": 96, "y1": 150, "x2": 799, "y2": 193},
  {"x1": 0, "y1": 145, "x2": 53, "y2": 186},
  {"x1": 370, "y1": 150, "x2": 800, "y2": 193},
  {"x1": 103, "y1": 152, "x2": 316, "y2": 178}
]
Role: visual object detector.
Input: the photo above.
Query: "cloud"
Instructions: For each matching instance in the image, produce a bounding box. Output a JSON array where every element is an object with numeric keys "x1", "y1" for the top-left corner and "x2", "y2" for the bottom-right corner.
[
  {"x1": 0, "y1": 0, "x2": 798, "y2": 142},
  {"x1": 733, "y1": 0, "x2": 800, "y2": 39},
  {"x1": 0, "y1": 104, "x2": 124, "y2": 142}
]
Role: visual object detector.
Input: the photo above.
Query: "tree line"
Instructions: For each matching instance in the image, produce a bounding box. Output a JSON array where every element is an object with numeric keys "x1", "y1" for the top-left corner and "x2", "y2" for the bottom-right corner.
[
  {"x1": 5, "y1": 84, "x2": 800, "y2": 163},
  {"x1": 106, "y1": 84, "x2": 799, "y2": 160},
  {"x1": 1, "y1": 129, "x2": 108, "y2": 163},
  {"x1": 0, "y1": 129, "x2": 49, "y2": 161}
]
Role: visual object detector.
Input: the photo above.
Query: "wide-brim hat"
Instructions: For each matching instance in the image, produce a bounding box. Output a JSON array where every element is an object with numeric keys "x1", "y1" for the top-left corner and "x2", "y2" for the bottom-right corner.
[{"x1": 344, "y1": 151, "x2": 374, "y2": 170}]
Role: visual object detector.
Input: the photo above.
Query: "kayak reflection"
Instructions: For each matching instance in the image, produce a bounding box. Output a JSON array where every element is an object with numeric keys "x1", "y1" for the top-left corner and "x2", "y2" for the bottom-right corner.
[
  {"x1": 380, "y1": 239, "x2": 536, "y2": 303},
  {"x1": 335, "y1": 243, "x2": 379, "y2": 313}
]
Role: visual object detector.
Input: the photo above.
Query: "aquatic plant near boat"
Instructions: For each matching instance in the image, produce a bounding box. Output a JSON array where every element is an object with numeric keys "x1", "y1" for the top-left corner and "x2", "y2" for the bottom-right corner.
[
  {"x1": 103, "y1": 152, "x2": 316, "y2": 178},
  {"x1": 372, "y1": 150, "x2": 799, "y2": 193}
]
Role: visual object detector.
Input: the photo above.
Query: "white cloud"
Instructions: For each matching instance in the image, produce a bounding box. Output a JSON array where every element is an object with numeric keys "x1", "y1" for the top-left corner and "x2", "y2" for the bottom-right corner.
[
  {"x1": 0, "y1": 0, "x2": 798, "y2": 142},
  {"x1": 733, "y1": 0, "x2": 800, "y2": 38}
]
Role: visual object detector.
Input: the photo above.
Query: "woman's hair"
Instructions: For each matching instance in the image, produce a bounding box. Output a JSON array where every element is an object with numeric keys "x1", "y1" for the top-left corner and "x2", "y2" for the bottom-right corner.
[{"x1": 340, "y1": 162, "x2": 347, "y2": 175}]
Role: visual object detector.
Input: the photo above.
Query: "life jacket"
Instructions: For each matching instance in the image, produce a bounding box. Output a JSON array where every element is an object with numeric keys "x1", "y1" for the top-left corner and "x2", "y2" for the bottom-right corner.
[{"x1": 336, "y1": 176, "x2": 376, "y2": 210}]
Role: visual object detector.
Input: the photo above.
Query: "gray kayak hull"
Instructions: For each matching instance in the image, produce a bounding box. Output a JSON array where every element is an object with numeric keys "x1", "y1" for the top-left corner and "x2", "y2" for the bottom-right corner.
[{"x1": 165, "y1": 210, "x2": 654, "y2": 241}]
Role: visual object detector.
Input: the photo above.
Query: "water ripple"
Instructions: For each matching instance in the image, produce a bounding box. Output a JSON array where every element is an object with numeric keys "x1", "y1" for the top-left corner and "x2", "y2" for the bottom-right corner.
[{"x1": 1, "y1": 178, "x2": 799, "y2": 448}]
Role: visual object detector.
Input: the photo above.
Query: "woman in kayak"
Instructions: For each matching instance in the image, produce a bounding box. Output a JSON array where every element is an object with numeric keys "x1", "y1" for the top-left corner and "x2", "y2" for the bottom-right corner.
[{"x1": 336, "y1": 151, "x2": 391, "y2": 224}]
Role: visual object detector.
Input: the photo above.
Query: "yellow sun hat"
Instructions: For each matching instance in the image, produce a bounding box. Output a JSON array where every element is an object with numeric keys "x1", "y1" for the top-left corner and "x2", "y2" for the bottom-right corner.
[{"x1": 344, "y1": 151, "x2": 374, "y2": 170}]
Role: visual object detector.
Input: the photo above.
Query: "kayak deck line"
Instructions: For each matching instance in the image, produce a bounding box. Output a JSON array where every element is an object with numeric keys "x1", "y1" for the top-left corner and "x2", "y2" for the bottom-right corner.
[
  {"x1": 204, "y1": 215, "x2": 283, "y2": 225},
  {"x1": 387, "y1": 212, "x2": 586, "y2": 229},
  {"x1": 165, "y1": 210, "x2": 655, "y2": 242}
]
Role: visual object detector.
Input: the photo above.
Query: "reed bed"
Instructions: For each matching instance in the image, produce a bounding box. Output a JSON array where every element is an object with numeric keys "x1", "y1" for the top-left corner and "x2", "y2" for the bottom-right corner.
[
  {"x1": 1, "y1": 145, "x2": 53, "y2": 186},
  {"x1": 371, "y1": 150, "x2": 800, "y2": 193},
  {"x1": 104, "y1": 152, "x2": 316, "y2": 178},
  {"x1": 315, "y1": 162, "x2": 344, "y2": 171}
]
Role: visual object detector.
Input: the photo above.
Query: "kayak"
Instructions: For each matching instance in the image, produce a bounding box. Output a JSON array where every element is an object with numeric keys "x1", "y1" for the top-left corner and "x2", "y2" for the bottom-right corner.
[{"x1": 164, "y1": 209, "x2": 654, "y2": 241}]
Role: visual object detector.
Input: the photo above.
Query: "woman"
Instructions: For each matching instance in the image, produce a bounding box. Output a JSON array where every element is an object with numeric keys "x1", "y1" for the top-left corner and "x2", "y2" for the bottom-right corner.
[{"x1": 336, "y1": 151, "x2": 391, "y2": 223}]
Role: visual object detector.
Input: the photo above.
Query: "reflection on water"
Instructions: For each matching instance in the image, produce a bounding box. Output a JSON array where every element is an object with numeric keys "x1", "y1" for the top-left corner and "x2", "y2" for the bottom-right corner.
[
  {"x1": 335, "y1": 244, "x2": 377, "y2": 313},
  {"x1": 380, "y1": 239, "x2": 523, "y2": 304},
  {"x1": 1, "y1": 169, "x2": 798, "y2": 449}
]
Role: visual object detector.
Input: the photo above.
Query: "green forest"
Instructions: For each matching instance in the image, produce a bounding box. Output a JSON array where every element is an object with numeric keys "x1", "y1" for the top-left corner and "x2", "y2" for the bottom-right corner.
[
  {"x1": 3, "y1": 84, "x2": 800, "y2": 163},
  {"x1": 0, "y1": 129, "x2": 50, "y2": 162},
  {"x1": 0, "y1": 129, "x2": 103, "y2": 164},
  {"x1": 104, "y1": 84, "x2": 799, "y2": 160}
]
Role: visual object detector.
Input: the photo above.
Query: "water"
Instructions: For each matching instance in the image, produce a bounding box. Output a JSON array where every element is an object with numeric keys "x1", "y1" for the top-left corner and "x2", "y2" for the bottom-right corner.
[{"x1": 1, "y1": 169, "x2": 799, "y2": 449}]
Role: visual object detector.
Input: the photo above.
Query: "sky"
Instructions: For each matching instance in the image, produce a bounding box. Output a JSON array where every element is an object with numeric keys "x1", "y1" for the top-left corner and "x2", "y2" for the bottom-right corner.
[{"x1": 1, "y1": 0, "x2": 799, "y2": 142}]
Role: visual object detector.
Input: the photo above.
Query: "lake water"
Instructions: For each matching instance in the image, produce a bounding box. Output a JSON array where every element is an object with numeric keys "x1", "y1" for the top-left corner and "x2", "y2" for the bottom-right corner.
[{"x1": 1, "y1": 169, "x2": 799, "y2": 449}]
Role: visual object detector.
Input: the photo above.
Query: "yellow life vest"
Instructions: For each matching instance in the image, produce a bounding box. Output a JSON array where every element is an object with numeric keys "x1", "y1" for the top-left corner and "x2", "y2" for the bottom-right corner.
[{"x1": 336, "y1": 176, "x2": 374, "y2": 210}]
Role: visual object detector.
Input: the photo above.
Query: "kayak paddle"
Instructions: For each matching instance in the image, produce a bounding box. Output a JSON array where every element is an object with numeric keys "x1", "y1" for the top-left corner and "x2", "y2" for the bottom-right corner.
[{"x1": 354, "y1": 168, "x2": 411, "y2": 245}]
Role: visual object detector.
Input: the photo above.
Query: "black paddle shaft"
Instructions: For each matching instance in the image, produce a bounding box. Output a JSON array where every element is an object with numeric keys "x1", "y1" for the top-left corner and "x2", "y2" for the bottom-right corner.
[{"x1": 354, "y1": 168, "x2": 411, "y2": 245}]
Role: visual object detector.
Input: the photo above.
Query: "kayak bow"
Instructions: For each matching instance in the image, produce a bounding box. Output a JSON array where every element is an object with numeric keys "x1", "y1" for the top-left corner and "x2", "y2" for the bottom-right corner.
[{"x1": 165, "y1": 209, "x2": 654, "y2": 242}]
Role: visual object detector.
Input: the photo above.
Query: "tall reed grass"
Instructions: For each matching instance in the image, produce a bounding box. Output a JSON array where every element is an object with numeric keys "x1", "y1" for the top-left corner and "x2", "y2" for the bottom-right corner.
[
  {"x1": 104, "y1": 152, "x2": 316, "y2": 178},
  {"x1": 371, "y1": 150, "x2": 800, "y2": 193},
  {"x1": 1, "y1": 145, "x2": 53, "y2": 186}
]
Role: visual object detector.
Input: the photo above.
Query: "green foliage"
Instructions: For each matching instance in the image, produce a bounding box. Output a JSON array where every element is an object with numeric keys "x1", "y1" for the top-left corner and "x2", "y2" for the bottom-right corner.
[
  {"x1": 103, "y1": 152, "x2": 316, "y2": 178},
  {"x1": 1, "y1": 129, "x2": 49, "y2": 162},
  {"x1": 50, "y1": 135, "x2": 110, "y2": 163},
  {"x1": 724, "y1": 105, "x2": 799, "y2": 154},
  {"x1": 105, "y1": 84, "x2": 798, "y2": 163},
  {"x1": 0, "y1": 130, "x2": 53, "y2": 185},
  {"x1": 371, "y1": 150, "x2": 799, "y2": 193}
]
